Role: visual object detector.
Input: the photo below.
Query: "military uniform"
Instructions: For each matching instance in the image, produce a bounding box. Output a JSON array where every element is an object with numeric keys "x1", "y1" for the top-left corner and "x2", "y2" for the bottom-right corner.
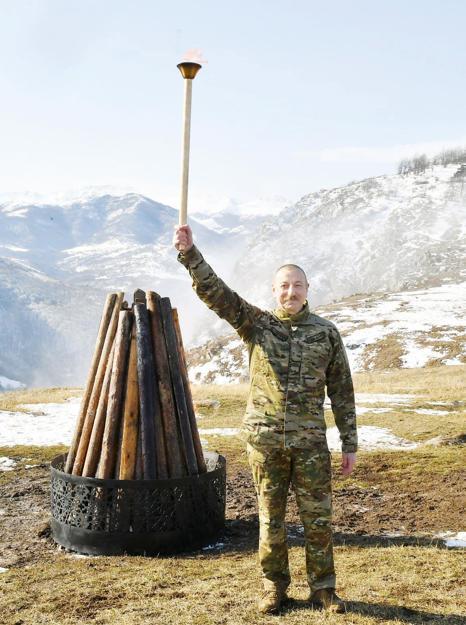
[{"x1": 178, "y1": 246, "x2": 357, "y2": 593}]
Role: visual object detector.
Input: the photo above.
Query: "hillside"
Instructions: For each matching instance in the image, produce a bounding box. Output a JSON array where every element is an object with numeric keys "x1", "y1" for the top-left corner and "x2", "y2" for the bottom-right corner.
[
  {"x1": 1, "y1": 162, "x2": 465, "y2": 389},
  {"x1": 186, "y1": 163, "x2": 466, "y2": 382},
  {"x1": 186, "y1": 281, "x2": 466, "y2": 384},
  {"x1": 0, "y1": 193, "x2": 273, "y2": 389},
  {"x1": 231, "y1": 164, "x2": 466, "y2": 311}
]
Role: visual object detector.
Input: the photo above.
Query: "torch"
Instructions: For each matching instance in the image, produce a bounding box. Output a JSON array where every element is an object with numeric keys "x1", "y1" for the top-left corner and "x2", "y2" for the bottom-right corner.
[{"x1": 177, "y1": 59, "x2": 202, "y2": 226}]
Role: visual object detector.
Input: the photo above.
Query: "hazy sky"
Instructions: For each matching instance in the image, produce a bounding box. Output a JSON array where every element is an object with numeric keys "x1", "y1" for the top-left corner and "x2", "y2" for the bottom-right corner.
[{"x1": 1, "y1": 0, "x2": 465, "y2": 213}]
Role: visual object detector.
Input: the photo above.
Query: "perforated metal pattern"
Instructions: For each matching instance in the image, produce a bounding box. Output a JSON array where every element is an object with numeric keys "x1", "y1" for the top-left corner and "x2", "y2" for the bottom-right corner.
[{"x1": 50, "y1": 452, "x2": 226, "y2": 555}]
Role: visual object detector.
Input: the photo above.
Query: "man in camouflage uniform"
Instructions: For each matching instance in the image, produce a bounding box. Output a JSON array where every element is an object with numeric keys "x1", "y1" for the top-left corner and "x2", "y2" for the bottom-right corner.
[{"x1": 174, "y1": 225, "x2": 357, "y2": 614}]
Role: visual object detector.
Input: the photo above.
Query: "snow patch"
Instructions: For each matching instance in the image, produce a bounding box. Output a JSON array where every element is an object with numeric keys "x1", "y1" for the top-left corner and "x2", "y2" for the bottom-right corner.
[
  {"x1": 0, "y1": 397, "x2": 81, "y2": 446},
  {"x1": 327, "y1": 425, "x2": 418, "y2": 451},
  {"x1": 0, "y1": 457, "x2": 16, "y2": 471},
  {"x1": 435, "y1": 531, "x2": 466, "y2": 548},
  {"x1": 200, "y1": 425, "x2": 419, "y2": 451},
  {"x1": 356, "y1": 407, "x2": 392, "y2": 415},
  {"x1": 402, "y1": 341, "x2": 442, "y2": 368},
  {"x1": 355, "y1": 393, "x2": 417, "y2": 404},
  {"x1": 198, "y1": 428, "x2": 239, "y2": 436},
  {"x1": 405, "y1": 408, "x2": 450, "y2": 416}
]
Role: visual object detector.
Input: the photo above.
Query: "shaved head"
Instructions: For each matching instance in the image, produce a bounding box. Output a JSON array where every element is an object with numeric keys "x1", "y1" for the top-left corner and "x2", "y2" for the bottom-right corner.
[{"x1": 274, "y1": 264, "x2": 308, "y2": 286}]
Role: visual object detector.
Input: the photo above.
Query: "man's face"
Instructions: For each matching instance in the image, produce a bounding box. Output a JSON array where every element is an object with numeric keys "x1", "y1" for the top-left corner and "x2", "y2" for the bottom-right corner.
[{"x1": 272, "y1": 267, "x2": 309, "y2": 315}]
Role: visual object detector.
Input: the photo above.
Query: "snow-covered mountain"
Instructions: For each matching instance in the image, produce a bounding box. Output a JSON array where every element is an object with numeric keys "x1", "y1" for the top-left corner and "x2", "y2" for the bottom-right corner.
[
  {"x1": 186, "y1": 281, "x2": 466, "y2": 384},
  {"x1": 0, "y1": 255, "x2": 104, "y2": 388},
  {"x1": 0, "y1": 192, "x2": 277, "y2": 389},
  {"x1": 191, "y1": 195, "x2": 289, "y2": 235},
  {"x1": 232, "y1": 164, "x2": 466, "y2": 310},
  {"x1": 1, "y1": 163, "x2": 465, "y2": 389},
  {"x1": 185, "y1": 163, "x2": 466, "y2": 382}
]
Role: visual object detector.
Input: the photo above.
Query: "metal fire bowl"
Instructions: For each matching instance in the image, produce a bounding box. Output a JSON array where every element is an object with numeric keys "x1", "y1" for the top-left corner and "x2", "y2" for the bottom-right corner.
[{"x1": 50, "y1": 452, "x2": 226, "y2": 556}]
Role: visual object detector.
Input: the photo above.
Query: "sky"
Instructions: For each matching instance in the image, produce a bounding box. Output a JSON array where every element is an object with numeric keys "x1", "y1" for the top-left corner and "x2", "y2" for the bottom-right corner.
[{"x1": 0, "y1": 0, "x2": 465, "y2": 214}]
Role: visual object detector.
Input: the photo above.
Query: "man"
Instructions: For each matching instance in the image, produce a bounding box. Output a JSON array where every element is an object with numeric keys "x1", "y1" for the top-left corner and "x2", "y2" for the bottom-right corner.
[{"x1": 173, "y1": 224, "x2": 357, "y2": 615}]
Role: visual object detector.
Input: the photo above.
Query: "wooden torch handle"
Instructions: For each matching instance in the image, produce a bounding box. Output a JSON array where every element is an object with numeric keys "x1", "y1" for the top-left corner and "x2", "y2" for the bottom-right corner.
[{"x1": 179, "y1": 78, "x2": 193, "y2": 226}]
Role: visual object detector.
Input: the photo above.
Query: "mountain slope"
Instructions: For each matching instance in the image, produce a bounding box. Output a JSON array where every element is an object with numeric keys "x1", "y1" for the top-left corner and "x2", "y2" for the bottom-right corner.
[
  {"x1": 232, "y1": 164, "x2": 466, "y2": 310},
  {"x1": 186, "y1": 281, "x2": 466, "y2": 384},
  {"x1": 2, "y1": 163, "x2": 465, "y2": 388},
  {"x1": 0, "y1": 192, "x2": 274, "y2": 387}
]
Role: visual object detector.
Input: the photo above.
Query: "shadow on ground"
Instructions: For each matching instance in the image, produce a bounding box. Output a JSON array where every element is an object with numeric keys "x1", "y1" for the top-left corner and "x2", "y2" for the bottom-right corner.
[{"x1": 280, "y1": 598, "x2": 466, "y2": 624}]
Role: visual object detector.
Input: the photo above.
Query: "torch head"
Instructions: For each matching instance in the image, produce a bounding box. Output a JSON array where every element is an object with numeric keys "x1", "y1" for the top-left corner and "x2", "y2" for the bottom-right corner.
[{"x1": 177, "y1": 61, "x2": 202, "y2": 80}]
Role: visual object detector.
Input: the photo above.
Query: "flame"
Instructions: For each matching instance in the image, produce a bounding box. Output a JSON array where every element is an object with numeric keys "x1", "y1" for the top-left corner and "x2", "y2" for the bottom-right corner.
[{"x1": 181, "y1": 48, "x2": 207, "y2": 64}]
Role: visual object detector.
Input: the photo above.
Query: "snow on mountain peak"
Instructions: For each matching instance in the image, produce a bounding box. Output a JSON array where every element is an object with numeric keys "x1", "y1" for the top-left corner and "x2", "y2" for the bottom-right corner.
[
  {"x1": 1, "y1": 164, "x2": 465, "y2": 388},
  {"x1": 232, "y1": 164, "x2": 466, "y2": 311}
]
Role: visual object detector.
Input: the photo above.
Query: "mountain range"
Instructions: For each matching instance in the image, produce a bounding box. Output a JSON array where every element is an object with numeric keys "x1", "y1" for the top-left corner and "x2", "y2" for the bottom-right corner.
[
  {"x1": 1, "y1": 162, "x2": 465, "y2": 389},
  {"x1": 0, "y1": 192, "x2": 273, "y2": 388}
]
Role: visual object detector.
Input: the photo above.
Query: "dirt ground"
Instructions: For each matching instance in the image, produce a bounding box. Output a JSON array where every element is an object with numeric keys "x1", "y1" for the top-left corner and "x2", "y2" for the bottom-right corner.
[{"x1": 1, "y1": 450, "x2": 463, "y2": 570}]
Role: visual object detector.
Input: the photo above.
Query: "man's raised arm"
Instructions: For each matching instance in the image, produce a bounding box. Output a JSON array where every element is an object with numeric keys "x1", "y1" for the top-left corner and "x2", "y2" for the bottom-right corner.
[{"x1": 173, "y1": 225, "x2": 262, "y2": 342}]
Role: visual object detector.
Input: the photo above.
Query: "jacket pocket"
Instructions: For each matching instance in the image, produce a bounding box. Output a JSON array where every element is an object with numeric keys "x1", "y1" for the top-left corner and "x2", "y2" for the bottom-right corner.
[{"x1": 303, "y1": 331, "x2": 326, "y2": 344}]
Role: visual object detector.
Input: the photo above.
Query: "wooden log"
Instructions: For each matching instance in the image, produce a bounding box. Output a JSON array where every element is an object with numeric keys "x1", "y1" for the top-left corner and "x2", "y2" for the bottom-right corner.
[
  {"x1": 134, "y1": 289, "x2": 146, "y2": 305},
  {"x1": 135, "y1": 419, "x2": 143, "y2": 480},
  {"x1": 65, "y1": 293, "x2": 118, "y2": 473},
  {"x1": 172, "y1": 308, "x2": 207, "y2": 473},
  {"x1": 81, "y1": 340, "x2": 116, "y2": 477},
  {"x1": 159, "y1": 297, "x2": 198, "y2": 475},
  {"x1": 118, "y1": 325, "x2": 140, "y2": 480},
  {"x1": 96, "y1": 310, "x2": 133, "y2": 480},
  {"x1": 71, "y1": 292, "x2": 124, "y2": 475},
  {"x1": 114, "y1": 405, "x2": 125, "y2": 480},
  {"x1": 146, "y1": 291, "x2": 185, "y2": 478},
  {"x1": 134, "y1": 303, "x2": 159, "y2": 480},
  {"x1": 139, "y1": 295, "x2": 168, "y2": 479}
]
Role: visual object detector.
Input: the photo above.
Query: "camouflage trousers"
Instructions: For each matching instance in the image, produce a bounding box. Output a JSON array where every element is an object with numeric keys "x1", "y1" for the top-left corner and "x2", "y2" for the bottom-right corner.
[{"x1": 247, "y1": 443, "x2": 336, "y2": 593}]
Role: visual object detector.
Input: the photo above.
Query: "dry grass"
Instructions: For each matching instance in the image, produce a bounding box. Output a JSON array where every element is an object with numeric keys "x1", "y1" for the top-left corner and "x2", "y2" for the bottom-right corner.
[
  {"x1": 361, "y1": 334, "x2": 405, "y2": 370},
  {"x1": 350, "y1": 445, "x2": 465, "y2": 481},
  {"x1": 0, "y1": 444, "x2": 68, "y2": 464},
  {"x1": 192, "y1": 384, "x2": 247, "y2": 430},
  {"x1": 1, "y1": 369, "x2": 465, "y2": 624},
  {"x1": 192, "y1": 366, "x2": 466, "y2": 413},
  {"x1": 0, "y1": 387, "x2": 82, "y2": 412},
  {"x1": 1, "y1": 546, "x2": 464, "y2": 624},
  {"x1": 347, "y1": 407, "x2": 465, "y2": 442},
  {"x1": 191, "y1": 369, "x2": 466, "y2": 443},
  {"x1": 326, "y1": 398, "x2": 466, "y2": 442},
  {"x1": 353, "y1": 364, "x2": 466, "y2": 400},
  {"x1": 0, "y1": 445, "x2": 68, "y2": 486}
]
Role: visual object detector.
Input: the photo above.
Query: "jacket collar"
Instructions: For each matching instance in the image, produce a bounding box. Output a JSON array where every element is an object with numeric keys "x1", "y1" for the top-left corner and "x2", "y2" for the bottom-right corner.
[{"x1": 272, "y1": 301, "x2": 312, "y2": 324}]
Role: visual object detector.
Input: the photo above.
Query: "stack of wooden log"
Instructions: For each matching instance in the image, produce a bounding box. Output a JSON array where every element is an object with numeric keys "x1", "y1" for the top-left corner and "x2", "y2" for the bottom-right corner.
[{"x1": 64, "y1": 290, "x2": 206, "y2": 480}]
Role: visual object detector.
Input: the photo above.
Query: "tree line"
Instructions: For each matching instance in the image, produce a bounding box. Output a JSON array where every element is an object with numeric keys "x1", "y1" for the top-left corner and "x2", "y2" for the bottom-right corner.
[{"x1": 398, "y1": 147, "x2": 466, "y2": 175}]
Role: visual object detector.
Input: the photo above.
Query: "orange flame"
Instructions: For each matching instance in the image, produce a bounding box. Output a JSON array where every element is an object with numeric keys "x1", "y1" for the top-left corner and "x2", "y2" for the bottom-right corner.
[{"x1": 181, "y1": 48, "x2": 207, "y2": 64}]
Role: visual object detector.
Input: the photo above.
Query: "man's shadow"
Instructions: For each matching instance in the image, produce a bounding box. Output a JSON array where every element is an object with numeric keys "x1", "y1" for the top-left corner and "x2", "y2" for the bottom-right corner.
[{"x1": 280, "y1": 598, "x2": 466, "y2": 624}]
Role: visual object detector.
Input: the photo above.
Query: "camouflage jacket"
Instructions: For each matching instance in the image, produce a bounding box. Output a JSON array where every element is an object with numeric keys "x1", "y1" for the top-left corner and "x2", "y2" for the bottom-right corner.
[{"x1": 178, "y1": 245, "x2": 357, "y2": 453}]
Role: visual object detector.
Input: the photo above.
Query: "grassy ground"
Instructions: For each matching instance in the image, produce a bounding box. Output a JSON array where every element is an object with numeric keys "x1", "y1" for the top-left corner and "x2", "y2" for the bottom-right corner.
[
  {"x1": 1, "y1": 366, "x2": 465, "y2": 624},
  {"x1": 0, "y1": 387, "x2": 81, "y2": 412},
  {"x1": 1, "y1": 546, "x2": 465, "y2": 625},
  {"x1": 353, "y1": 364, "x2": 466, "y2": 399}
]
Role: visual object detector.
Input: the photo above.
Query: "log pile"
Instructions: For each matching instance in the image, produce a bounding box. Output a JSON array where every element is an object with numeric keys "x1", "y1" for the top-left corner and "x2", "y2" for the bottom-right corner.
[{"x1": 65, "y1": 290, "x2": 206, "y2": 479}]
